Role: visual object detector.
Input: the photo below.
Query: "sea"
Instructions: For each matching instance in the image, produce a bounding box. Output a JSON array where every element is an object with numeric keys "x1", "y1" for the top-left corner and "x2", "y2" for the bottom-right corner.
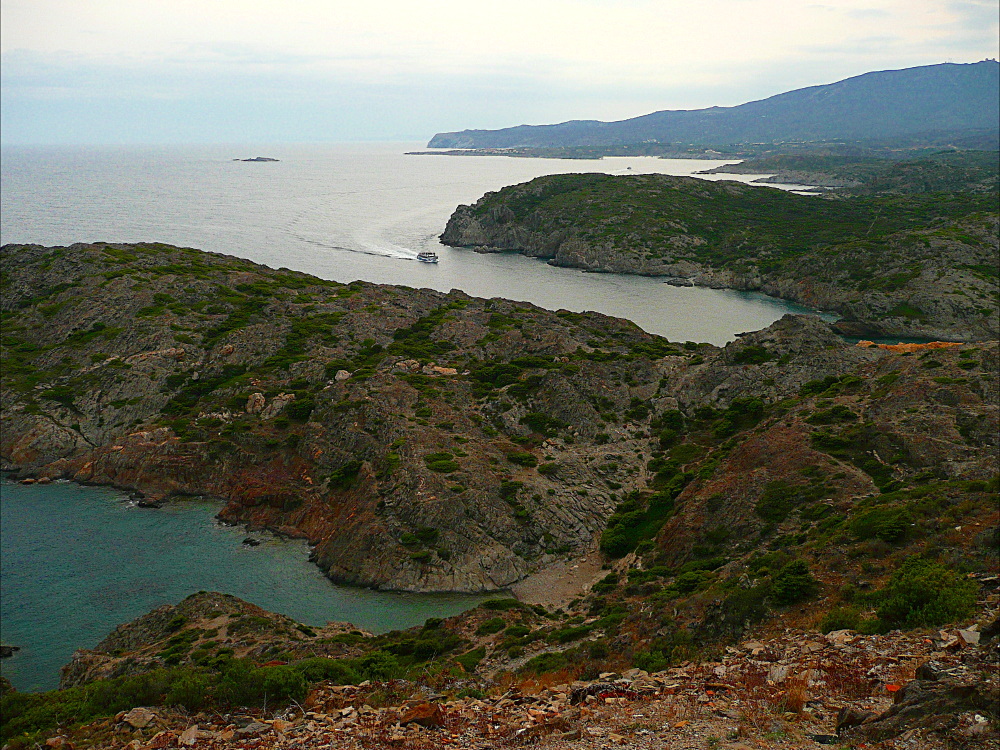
[{"x1": 0, "y1": 142, "x2": 830, "y2": 691}]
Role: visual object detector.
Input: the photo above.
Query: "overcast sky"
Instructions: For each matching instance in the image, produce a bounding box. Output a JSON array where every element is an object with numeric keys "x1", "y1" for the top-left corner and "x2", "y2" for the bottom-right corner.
[{"x1": 2, "y1": 0, "x2": 997, "y2": 144}]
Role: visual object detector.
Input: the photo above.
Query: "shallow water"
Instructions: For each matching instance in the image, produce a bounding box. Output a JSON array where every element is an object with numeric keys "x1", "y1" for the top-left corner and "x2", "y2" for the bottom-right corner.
[{"x1": 0, "y1": 479, "x2": 487, "y2": 692}]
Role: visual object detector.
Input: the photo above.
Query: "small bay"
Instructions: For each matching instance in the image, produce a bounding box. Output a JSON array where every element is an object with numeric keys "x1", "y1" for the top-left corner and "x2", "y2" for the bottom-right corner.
[{"x1": 0, "y1": 479, "x2": 487, "y2": 692}]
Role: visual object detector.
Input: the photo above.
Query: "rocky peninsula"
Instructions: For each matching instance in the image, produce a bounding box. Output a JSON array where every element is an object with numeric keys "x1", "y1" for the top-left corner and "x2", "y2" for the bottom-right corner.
[{"x1": 440, "y1": 172, "x2": 999, "y2": 342}]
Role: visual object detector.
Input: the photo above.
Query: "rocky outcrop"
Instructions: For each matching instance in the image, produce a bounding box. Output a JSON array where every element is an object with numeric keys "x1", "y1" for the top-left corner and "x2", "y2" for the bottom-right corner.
[
  {"x1": 0, "y1": 243, "x2": 674, "y2": 592},
  {"x1": 59, "y1": 591, "x2": 367, "y2": 688}
]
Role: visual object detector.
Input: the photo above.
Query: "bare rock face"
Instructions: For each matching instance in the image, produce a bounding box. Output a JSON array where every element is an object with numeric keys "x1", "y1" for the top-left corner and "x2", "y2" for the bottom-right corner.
[
  {"x1": 245, "y1": 392, "x2": 266, "y2": 414},
  {"x1": 841, "y1": 628, "x2": 1000, "y2": 747}
]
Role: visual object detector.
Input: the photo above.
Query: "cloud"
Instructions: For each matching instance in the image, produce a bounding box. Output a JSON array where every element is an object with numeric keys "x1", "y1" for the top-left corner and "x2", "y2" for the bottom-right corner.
[{"x1": 2, "y1": 0, "x2": 997, "y2": 143}]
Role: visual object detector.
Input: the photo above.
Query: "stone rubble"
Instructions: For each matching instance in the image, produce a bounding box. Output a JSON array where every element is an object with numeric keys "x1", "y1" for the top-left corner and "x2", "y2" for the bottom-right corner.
[{"x1": 61, "y1": 612, "x2": 997, "y2": 750}]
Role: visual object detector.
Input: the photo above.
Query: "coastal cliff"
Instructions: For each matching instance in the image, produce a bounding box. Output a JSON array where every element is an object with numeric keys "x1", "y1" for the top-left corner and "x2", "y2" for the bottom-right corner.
[{"x1": 441, "y1": 173, "x2": 999, "y2": 341}]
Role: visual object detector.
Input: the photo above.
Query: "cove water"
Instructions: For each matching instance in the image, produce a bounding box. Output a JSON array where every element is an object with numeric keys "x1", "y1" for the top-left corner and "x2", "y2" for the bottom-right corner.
[
  {"x1": 0, "y1": 142, "x2": 829, "y2": 346},
  {"x1": 0, "y1": 479, "x2": 487, "y2": 692}
]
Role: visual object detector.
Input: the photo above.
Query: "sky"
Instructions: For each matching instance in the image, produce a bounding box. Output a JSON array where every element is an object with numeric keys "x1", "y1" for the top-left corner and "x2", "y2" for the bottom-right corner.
[{"x1": 2, "y1": 0, "x2": 998, "y2": 144}]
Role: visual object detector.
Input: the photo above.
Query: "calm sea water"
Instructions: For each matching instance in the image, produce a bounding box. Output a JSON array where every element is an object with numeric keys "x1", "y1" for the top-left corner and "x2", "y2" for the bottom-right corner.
[
  {"x1": 0, "y1": 479, "x2": 487, "y2": 692},
  {"x1": 0, "y1": 143, "x2": 830, "y2": 692},
  {"x1": 0, "y1": 142, "x2": 828, "y2": 345}
]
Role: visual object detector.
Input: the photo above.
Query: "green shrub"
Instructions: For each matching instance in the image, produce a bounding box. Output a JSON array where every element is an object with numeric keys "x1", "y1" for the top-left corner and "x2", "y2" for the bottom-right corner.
[
  {"x1": 164, "y1": 672, "x2": 210, "y2": 710},
  {"x1": 328, "y1": 460, "x2": 363, "y2": 490},
  {"x1": 876, "y1": 558, "x2": 977, "y2": 629},
  {"x1": 754, "y1": 480, "x2": 824, "y2": 525},
  {"x1": 454, "y1": 647, "x2": 486, "y2": 673},
  {"x1": 547, "y1": 625, "x2": 593, "y2": 643},
  {"x1": 599, "y1": 487, "x2": 682, "y2": 558},
  {"x1": 506, "y1": 451, "x2": 538, "y2": 467},
  {"x1": 521, "y1": 412, "x2": 566, "y2": 437},
  {"x1": 480, "y1": 598, "x2": 525, "y2": 611},
  {"x1": 414, "y1": 527, "x2": 439, "y2": 544},
  {"x1": 355, "y1": 651, "x2": 401, "y2": 681},
  {"x1": 818, "y1": 606, "x2": 866, "y2": 634},
  {"x1": 260, "y1": 666, "x2": 307, "y2": 703},
  {"x1": 520, "y1": 650, "x2": 572, "y2": 675},
  {"x1": 806, "y1": 405, "x2": 858, "y2": 425},
  {"x1": 538, "y1": 462, "x2": 559, "y2": 476},
  {"x1": 732, "y1": 345, "x2": 773, "y2": 365},
  {"x1": 849, "y1": 506, "x2": 912, "y2": 542},
  {"x1": 216, "y1": 659, "x2": 266, "y2": 706},
  {"x1": 476, "y1": 617, "x2": 506, "y2": 636},
  {"x1": 672, "y1": 571, "x2": 709, "y2": 594},
  {"x1": 504, "y1": 624, "x2": 531, "y2": 638},
  {"x1": 771, "y1": 560, "x2": 818, "y2": 605}
]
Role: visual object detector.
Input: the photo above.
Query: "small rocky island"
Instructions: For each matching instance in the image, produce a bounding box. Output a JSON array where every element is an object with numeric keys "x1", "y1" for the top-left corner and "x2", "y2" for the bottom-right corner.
[{"x1": 233, "y1": 156, "x2": 279, "y2": 162}]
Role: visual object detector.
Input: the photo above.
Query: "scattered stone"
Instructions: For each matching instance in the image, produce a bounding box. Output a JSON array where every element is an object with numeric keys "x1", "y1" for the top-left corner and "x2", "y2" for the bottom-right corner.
[
  {"x1": 177, "y1": 725, "x2": 199, "y2": 746},
  {"x1": 122, "y1": 707, "x2": 157, "y2": 729},
  {"x1": 399, "y1": 702, "x2": 444, "y2": 727},
  {"x1": 959, "y1": 628, "x2": 981, "y2": 646},
  {"x1": 143, "y1": 731, "x2": 175, "y2": 749},
  {"x1": 235, "y1": 721, "x2": 271, "y2": 736}
]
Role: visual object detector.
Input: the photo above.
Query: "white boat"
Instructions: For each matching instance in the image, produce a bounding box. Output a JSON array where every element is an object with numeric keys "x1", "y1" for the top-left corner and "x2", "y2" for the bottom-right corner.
[{"x1": 416, "y1": 251, "x2": 439, "y2": 263}]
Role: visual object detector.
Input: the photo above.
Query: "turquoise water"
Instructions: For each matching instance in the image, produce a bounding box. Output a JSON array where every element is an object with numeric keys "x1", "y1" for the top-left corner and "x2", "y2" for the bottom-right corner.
[{"x1": 0, "y1": 479, "x2": 486, "y2": 692}]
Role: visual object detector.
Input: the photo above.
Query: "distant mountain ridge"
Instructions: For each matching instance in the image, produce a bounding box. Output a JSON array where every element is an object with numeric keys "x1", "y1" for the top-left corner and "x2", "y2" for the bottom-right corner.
[{"x1": 428, "y1": 61, "x2": 1000, "y2": 148}]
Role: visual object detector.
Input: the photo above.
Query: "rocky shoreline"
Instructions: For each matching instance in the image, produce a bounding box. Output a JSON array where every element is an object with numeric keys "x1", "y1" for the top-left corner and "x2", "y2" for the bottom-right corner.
[{"x1": 3, "y1": 242, "x2": 998, "y2": 596}]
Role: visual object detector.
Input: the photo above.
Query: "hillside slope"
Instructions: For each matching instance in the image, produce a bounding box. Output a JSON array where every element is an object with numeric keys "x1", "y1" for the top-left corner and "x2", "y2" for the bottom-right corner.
[
  {"x1": 429, "y1": 61, "x2": 999, "y2": 149},
  {"x1": 3, "y1": 242, "x2": 998, "y2": 749}
]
